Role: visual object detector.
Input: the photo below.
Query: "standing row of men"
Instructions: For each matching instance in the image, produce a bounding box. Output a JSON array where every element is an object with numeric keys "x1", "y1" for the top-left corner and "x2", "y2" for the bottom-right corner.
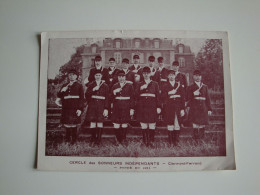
[{"x1": 57, "y1": 54, "x2": 212, "y2": 147}]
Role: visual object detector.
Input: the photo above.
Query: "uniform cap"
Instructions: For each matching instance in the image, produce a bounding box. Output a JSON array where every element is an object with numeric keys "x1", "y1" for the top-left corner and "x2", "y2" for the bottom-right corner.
[
  {"x1": 142, "y1": 66, "x2": 151, "y2": 73},
  {"x1": 148, "y1": 56, "x2": 155, "y2": 62},
  {"x1": 122, "y1": 58, "x2": 129, "y2": 64},
  {"x1": 109, "y1": 57, "x2": 115, "y2": 62},
  {"x1": 68, "y1": 69, "x2": 78, "y2": 76},
  {"x1": 133, "y1": 55, "x2": 140, "y2": 59},
  {"x1": 93, "y1": 69, "x2": 102, "y2": 75},
  {"x1": 117, "y1": 70, "x2": 126, "y2": 76},
  {"x1": 157, "y1": 57, "x2": 164, "y2": 63},
  {"x1": 172, "y1": 61, "x2": 179, "y2": 66},
  {"x1": 95, "y1": 55, "x2": 102, "y2": 61},
  {"x1": 168, "y1": 69, "x2": 176, "y2": 75},
  {"x1": 193, "y1": 70, "x2": 201, "y2": 75}
]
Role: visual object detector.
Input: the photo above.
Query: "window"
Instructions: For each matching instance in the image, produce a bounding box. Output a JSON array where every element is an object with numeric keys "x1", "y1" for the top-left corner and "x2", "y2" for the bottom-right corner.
[
  {"x1": 114, "y1": 52, "x2": 122, "y2": 64},
  {"x1": 135, "y1": 40, "x2": 140, "y2": 48},
  {"x1": 179, "y1": 45, "x2": 184, "y2": 53},
  {"x1": 154, "y1": 40, "x2": 160, "y2": 48},
  {"x1": 115, "y1": 40, "x2": 121, "y2": 48},
  {"x1": 145, "y1": 39, "x2": 150, "y2": 47},
  {"x1": 91, "y1": 44, "x2": 97, "y2": 53},
  {"x1": 178, "y1": 57, "x2": 185, "y2": 67}
]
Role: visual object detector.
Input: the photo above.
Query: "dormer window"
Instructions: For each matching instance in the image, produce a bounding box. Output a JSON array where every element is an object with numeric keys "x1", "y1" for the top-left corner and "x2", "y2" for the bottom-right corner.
[
  {"x1": 134, "y1": 39, "x2": 141, "y2": 48},
  {"x1": 115, "y1": 39, "x2": 121, "y2": 48},
  {"x1": 179, "y1": 45, "x2": 184, "y2": 53},
  {"x1": 178, "y1": 57, "x2": 185, "y2": 67},
  {"x1": 91, "y1": 44, "x2": 97, "y2": 53},
  {"x1": 154, "y1": 39, "x2": 160, "y2": 48}
]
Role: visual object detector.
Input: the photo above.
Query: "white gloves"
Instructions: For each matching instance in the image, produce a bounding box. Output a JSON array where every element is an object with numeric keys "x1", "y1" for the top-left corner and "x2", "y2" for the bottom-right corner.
[
  {"x1": 208, "y1": 111, "x2": 212, "y2": 116},
  {"x1": 193, "y1": 90, "x2": 200, "y2": 96},
  {"x1": 93, "y1": 86, "x2": 100, "y2": 91},
  {"x1": 180, "y1": 109, "x2": 185, "y2": 117},
  {"x1": 134, "y1": 74, "x2": 140, "y2": 82},
  {"x1": 61, "y1": 86, "x2": 68, "y2": 92},
  {"x1": 140, "y1": 84, "x2": 148, "y2": 90},
  {"x1": 55, "y1": 98, "x2": 62, "y2": 107},
  {"x1": 157, "y1": 108, "x2": 161, "y2": 114},
  {"x1": 103, "y1": 109, "x2": 108, "y2": 117},
  {"x1": 76, "y1": 110, "x2": 82, "y2": 117},
  {"x1": 113, "y1": 88, "x2": 121, "y2": 95},
  {"x1": 168, "y1": 89, "x2": 177, "y2": 95},
  {"x1": 130, "y1": 109, "x2": 134, "y2": 116}
]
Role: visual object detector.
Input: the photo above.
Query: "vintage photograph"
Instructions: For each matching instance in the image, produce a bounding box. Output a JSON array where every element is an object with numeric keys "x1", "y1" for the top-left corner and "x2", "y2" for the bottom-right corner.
[{"x1": 37, "y1": 30, "x2": 235, "y2": 171}]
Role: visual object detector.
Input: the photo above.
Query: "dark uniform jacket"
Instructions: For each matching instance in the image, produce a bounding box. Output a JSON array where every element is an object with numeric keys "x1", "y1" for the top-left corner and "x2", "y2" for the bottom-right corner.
[
  {"x1": 108, "y1": 67, "x2": 120, "y2": 88},
  {"x1": 86, "y1": 67, "x2": 110, "y2": 87},
  {"x1": 129, "y1": 64, "x2": 142, "y2": 85},
  {"x1": 85, "y1": 80, "x2": 109, "y2": 122},
  {"x1": 135, "y1": 80, "x2": 161, "y2": 123},
  {"x1": 57, "y1": 81, "x2": 84, "y2": 125},
  {"x1": 187, "y1": 82, "x2": 212, "y2": 125},
  {"x1": 111, "y1": 82, "x2": 135, "y2": 124},
  {"x1": 175, "y1": 72, "x2": 188, "y2": 89},
  {"x1": 161, "y1": 81, "x2": 185, "y2": 125},
  {"x1": 123, "y1": 69, "x2": 135, "y2": 84}
]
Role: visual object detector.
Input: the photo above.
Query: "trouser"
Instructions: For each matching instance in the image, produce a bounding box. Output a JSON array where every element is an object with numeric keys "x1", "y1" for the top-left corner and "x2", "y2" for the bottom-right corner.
[
  {"x1": 192, "y1": 123, "x2": 205, "y2": 140},
  {"x1": 65, "y1": 127, "x2": 77, "y2": 144},
  {"x1": 113, "y1": 123, "x2": 128, "y2": 144},
  {"x1": 90, "y1": 122, "x2": 103, "y2": 145},
  {"x1": 140, "y1": 123, "x2": 156, "y2": 146}
]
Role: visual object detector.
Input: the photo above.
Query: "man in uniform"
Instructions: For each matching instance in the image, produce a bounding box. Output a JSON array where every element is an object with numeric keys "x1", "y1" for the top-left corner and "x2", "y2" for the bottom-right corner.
[
  {"x1": 57, "y1": 69, "x2": 84, "y2": 144},
  {"x1": 111, "y1": 70, "x2": 135, "y2": 145},
  {"x1": 135, "y1": 66, "x2": 161, "y2": 147},
  {"x1": 156, "y1": 57, "x2": 169, "y2": 86},
  {"x1": 107, "y1": 57, "x2": 120, "y2": 88},
  {"x1": 139, "y1": 56, "x2": 159, "y2": 82},
  {"x1": 128, "y1": 54, "x2": 142, "y2": 84},
  {"x1": 121, "y1": 58, "x2": 135, "y2": 84},
  {"x1": 171, "y1": 61, "x2": 188, "y2": 91},
  {"x1": 85, "y1": 69, "x2": 109, "y2": 145},
  {"x1": 186, "y1": 70, "x2": 212, "y2": 141},
  {"x1": 161, "y1": 70, "x2": 185, "y2": 146},
  {"x1": 85, "y1": 55, "x2": 109, "y2": 87}
]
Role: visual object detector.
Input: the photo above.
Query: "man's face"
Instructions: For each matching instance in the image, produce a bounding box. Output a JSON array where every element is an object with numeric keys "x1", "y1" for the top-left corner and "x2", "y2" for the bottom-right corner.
[
  {"x1": 118, "y1": 75, "x2": 126, "y2": 83},
  {"x1": 95, "y1": 60, "x2": 102, "y2": 68},
  {"x1": 133, "y1": 58, "x2": 140, "y2": 64},
  {"x1": 109, "y1": 60, "x2": 116, "y2": 68},
  {"x1": 193, "y1": 74, "x2": 202, "y2": 82},
  {"x1": 143, "y1": 72, "x2": 151, "y2": 80},
  {"x1": 172, "y1": 65, "x2": 179, "y2": 71},
  {"x1": 148, "y1": 60, "x2": 155, "y2": 67},
  {"x1": 168, "y1": 73, "x2": 176, "y2": 81},
  {"x1": 122, "y1": 62, "x2": 129, "y2": 69},
  {"x1": 68, "y1": 73, "x2": 77, "y2": 81},
  {"x1": 158, "y1": 60, "x2": 164, "y2": 68},
  {"x1": 95, "y1": 73, "x2": 102, "y2": 81}
]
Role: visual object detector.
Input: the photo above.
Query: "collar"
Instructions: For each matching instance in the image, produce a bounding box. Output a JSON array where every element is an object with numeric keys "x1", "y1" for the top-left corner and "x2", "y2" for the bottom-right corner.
[
  {"x1": 69, "y1": 80, "x2": 77, "y2": 85},
  {"x1": 96, "y1": 80, "x2": 102, "y2": 85},
  {"x1": 120, "y1": 81, "x2": 126, "y2": 87},
  {"x1": 96, "y1": 66, "x2": 102, "y2": 70},
  {"x1": 195, "y1": 81, "x2": 201, "y2": 87},
  {"x1": 134, "y1": 64, "x2": 139, "y2": 69},
  {"x1": 144, "y1": 79, "x2": 151, "y2": 84},
  {"x1": 158, "y1": 67, "x2": 164, "y2": 71},
  {"x1": 169, "y1": 80, "x2": 175, "y2": 86}
]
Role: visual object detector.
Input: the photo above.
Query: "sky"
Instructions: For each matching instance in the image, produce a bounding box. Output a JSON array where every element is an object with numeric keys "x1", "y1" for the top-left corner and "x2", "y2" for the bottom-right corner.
[{"x1": 48, "y1": 38, "x2": 206, "y2": 79}]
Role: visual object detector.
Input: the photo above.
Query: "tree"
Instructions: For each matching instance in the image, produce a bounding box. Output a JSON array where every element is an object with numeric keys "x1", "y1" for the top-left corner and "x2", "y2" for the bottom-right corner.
[{"x1": 195, "y1": 39, "x2": 224, "y2": 91}]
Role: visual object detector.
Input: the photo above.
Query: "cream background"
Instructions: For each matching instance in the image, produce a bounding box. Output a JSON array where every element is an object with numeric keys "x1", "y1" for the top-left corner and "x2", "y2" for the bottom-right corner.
[{"x1": 0, "y1": 0, "x2": 259, "y2": 194}]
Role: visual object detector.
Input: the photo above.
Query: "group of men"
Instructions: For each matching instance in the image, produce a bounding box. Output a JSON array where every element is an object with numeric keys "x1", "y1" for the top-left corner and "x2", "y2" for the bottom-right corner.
[{"x1": 57, "y1": 54, "x2": 212, "y2": 147}]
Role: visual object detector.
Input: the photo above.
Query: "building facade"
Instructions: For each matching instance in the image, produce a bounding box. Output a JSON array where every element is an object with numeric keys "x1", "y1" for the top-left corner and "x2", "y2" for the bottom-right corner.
[{"x1": 81, "y1": 38, "x2": 195, "y2": 85}]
